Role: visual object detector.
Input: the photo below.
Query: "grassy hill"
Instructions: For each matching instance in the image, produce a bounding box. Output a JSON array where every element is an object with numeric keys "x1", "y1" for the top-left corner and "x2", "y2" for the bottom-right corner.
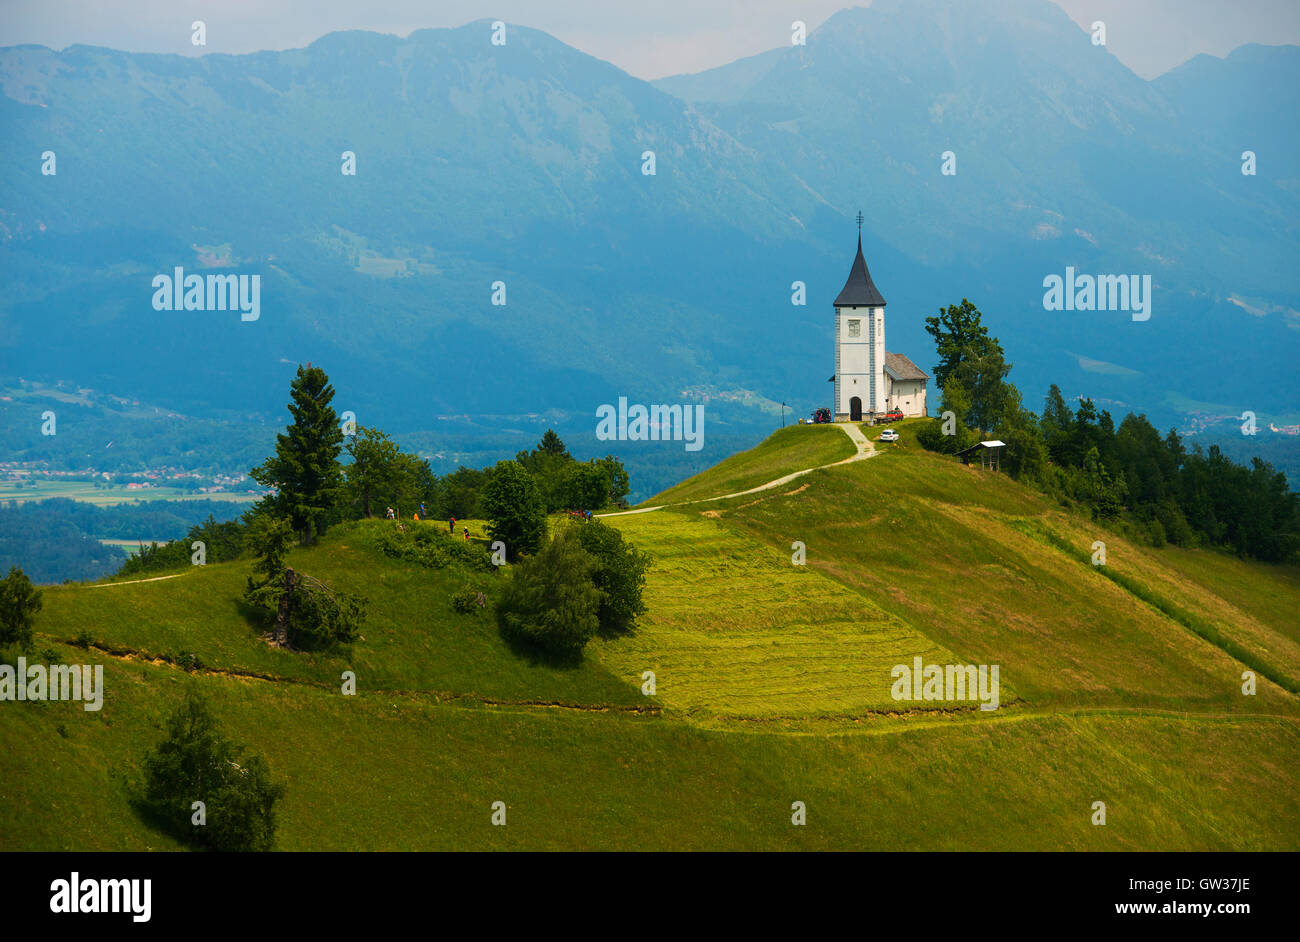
[{"x1": 3, "y1": 423, "x2": 1297, "y2": 850}]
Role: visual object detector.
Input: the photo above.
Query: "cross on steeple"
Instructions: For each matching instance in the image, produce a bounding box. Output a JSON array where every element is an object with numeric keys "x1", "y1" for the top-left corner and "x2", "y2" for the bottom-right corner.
[{"x1": 856, "y1": 210, "x2": 864, "y2": 232}]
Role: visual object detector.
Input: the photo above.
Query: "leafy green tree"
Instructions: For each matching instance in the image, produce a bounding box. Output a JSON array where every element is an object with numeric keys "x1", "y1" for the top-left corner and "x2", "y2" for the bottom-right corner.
[
  {"x1": 344, "y1": 426, "x2": 400, "y2": 519},
  {"x1": 924, "y1": 299, "x2": 1002, "y2": 392},
  {"x1": 244, "y1": 569, "x2": 366, "y2": 651},
  {"x1": 139, "y1": 690, "x2": 285, "y2": 852},
  {"x1": 915, "y1": 377, "x2": 978, "y2": 454},
  {"x1": 242, "y1": 514, "x2": 364, "y2": 650},
  {"x1": 923, "y1": 299, "x2": 1019, "y2": 433},
  {"x1": 249, "y1": 365, "x2": 345, "y2": 545},
  {"x1": 949, "y1": 343, "x2": 1016, "y2": 433},
  {"x1": 561, "y1": 462, "x2": 610, "y2": 510},
  {"x1": 1082, "y1": 446, "x2": 1127, "y2": 519},
  {"x1": 0, "y1": 566, "x2": 42, "y2": 649},
  {"x1": 993, "y1": 406, "x2": 1048, "y2": 482},
  {"x1": 496, "y1": 529, "x2": 601, "y2": 658},
  {"x1": 516, "y1": 430, "x2": 575, "y2": 511},
  {"x1": 573, "y1": 520, "x2": 651, "y2": 635},
  {"x1": 435, "y1": 466, "x2": 487, "y2": 520},
  {"x1": 481, "y1": 460, "x2": 547, "y2": 560},
  {"x1": 595, "y1": 456, "x2": 631, "y2": 507},
  {"x1": 344, "y1": 426, "x2": 430, "y2": 518}
]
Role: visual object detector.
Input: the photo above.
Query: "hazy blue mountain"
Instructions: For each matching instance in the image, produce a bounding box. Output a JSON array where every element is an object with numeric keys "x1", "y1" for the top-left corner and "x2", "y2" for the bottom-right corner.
[
  {"x1": 1153, "y1": 43, "x2": 1300, "y2": 183},
  {"x1": 0, "y1": 22, "x2": 832, "y2": 439},
  {"x1": 655, "y1": 0, "x2": 1300, "y2": 425},
  {"x1": 1, "y1": 1, "x2": 1297, "y2": 485}
]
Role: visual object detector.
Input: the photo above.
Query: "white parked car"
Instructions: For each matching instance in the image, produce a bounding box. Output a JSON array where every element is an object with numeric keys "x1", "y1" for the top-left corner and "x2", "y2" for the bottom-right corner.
[{"x1": 879, "y1": 429, "x2": 899, "y2": 442}]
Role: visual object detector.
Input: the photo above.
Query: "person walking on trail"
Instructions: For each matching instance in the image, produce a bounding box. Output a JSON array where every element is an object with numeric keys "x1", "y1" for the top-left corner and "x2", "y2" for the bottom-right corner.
[
  {"x1": 420, "y1": 502, "x2": 426, "y2": 519},
  {"x1": 449, "y1": 516, "x2": 456, "y2": 534},
  {"x1": 385, "y1": 507, "x2": 395, "y2": 520},
  {"x1": 463, "y1": 527, "x2": 470, "y2": 541}
]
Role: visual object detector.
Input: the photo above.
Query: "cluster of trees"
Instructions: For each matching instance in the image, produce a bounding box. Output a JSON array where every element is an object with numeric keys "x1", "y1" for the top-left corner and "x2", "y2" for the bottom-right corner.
[
  {"x1": 497, "y1": 519, "x2": 651, "y2": 659},
  {"x1": 915, "y1": 300, "x2": 1300, "y2": 562},
  {"x1": 109, "y1": 364, "x2": 648, "y2": 654},
  {"x1": 346, "y1": 428, "x2": 630, "y2": 524},
  {"x1": 136, "y1": 690, "x2": 284, "y2": 852},
  {"x1": 1, "y1": 498, "x2": 248, "y2": 542},
  {"x1": 119, "y1": 515, "x2": 246, "y2": 577},
  {"x1": 247, "y1": 366, "x2": 629, "y2": 545},
  {"x1": 116, "y1": 365, "x2": 634, "y2": 579}
]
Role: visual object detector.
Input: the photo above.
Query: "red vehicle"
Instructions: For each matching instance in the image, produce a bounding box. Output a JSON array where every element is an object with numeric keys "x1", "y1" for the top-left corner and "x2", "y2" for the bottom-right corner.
[{"x1": 880, "y1": 408, "x2": 905, "y2": 422}]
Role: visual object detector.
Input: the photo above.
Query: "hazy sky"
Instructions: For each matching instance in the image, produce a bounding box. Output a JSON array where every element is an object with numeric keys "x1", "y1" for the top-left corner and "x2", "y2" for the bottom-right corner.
[{"x1": 1, "y1": 0, "x2": 1297, "y2": 80}]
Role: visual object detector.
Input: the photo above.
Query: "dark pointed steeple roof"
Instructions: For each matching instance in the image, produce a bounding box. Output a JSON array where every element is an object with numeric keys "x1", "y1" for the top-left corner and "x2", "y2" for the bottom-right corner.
[{"x1": 834, "y1": 235, "x2": 887, "y2": 308}]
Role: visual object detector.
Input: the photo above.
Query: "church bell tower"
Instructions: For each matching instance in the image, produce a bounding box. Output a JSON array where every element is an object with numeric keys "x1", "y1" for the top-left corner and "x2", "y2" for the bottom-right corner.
[{"x1": 833, "y1": 213, "x2": 887, "y2": 422}]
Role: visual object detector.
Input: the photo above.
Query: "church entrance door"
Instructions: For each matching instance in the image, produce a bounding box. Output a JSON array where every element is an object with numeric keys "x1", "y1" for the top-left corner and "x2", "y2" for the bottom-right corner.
[{"x1": 849, "y1": 397, "x2": 862, "y2": 421}]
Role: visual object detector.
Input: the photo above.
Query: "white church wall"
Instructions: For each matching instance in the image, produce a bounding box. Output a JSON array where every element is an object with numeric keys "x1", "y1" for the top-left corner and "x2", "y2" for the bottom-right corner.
[
  {"x1": 837, "y1": 304, "x2": 876, "y2": 417},
  {"x1": 886, "y1": 379, "x2": 928, "y2": 417}
]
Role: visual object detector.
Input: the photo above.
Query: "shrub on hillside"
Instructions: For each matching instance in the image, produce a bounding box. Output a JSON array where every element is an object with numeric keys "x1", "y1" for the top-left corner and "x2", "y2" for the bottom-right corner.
[
  {"x1": 374, "y1": 524, "x2": 493, "y2": 572},
  {"x1": 245, "y1": 574, "x2": 367, "y2": 651},
  {"x1": 450, "y1": 587, "x2": 484, "y2": 614},
  {"x1": 138, "y1": 690, "x2": 285, "y2": 852},
  {"x1": 496, "y1": 529, "x2": 600, "y2": 658},
  {"x1": 0, "y1": 566, "x2": 42, "y2": 649},
  {"x1": 573, "y1": 520, "x2": 651, "y2": 635}
]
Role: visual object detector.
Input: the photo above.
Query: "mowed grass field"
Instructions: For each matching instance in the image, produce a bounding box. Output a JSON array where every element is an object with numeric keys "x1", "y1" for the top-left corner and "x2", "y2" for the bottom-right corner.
[
  {"x1": 3, "y1": 424, "x2": 1298, "y2": 849},
  {"x1": 591, "y1": 509, "x2": 974, "y2": 726},
  {"x1": 646, "y1": 424, "x2": 855, "y2": 505},
  {"x1": 709, "y1": 446, "x2": 1300, "y2": 715}
]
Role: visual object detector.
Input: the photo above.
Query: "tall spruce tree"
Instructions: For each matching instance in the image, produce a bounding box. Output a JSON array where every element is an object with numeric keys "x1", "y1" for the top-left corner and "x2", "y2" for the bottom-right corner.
[{"x1": 250, "y1": 365, "x2": 344, "y2": 545}]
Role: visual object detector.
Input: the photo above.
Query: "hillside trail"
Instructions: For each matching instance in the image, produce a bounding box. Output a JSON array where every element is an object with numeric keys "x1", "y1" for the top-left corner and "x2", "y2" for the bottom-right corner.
[
  {"x1": 82, "y1": 572, "x2": 190, "y2": 589},
  {"x1": 599, "y1": 422, "x2": 878, "y2": 518}
]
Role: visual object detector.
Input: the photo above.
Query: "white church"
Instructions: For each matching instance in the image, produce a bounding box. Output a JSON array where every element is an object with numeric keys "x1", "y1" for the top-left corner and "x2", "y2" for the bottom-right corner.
[{"x1": 830, "y1": 225, "x2": 929, "y2": 422}]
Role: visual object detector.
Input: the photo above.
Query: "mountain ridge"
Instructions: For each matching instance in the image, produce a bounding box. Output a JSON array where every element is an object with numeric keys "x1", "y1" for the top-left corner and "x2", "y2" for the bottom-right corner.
[{"x1": 1, "y1": 1, "x2": 1296, "y2": 470}]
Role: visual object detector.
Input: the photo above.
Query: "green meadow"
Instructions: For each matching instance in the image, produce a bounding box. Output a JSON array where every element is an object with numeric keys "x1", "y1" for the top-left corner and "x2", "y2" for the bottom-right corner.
[
  {"x1": 647, "y1": 423, "x2": 855, "y2": 505},
  {"x1": 2, "y1": 425, "x2": 1298, "y2": 850}
]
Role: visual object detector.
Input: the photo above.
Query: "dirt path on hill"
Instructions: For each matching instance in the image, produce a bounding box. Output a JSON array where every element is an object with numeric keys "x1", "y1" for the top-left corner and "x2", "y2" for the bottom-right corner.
[
  {"x1": 82, "y1": 572, "x2": 190, "y2": 588},
  {"x1": 599, "y1": 423, "x2": 879, "y2": 518}
]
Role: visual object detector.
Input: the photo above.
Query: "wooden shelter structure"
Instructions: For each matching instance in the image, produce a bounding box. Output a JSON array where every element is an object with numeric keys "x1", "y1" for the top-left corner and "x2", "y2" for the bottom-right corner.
[{"x1": 956, "y1": 440, "x2": 1006, "y2": 471}]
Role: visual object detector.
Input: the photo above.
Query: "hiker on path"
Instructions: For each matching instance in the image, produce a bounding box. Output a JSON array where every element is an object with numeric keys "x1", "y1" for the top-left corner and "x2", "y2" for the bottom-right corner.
[
  {"x1": 449, "y1": 516, "x2": 456, "y2": 534},
  {"x1": 463, "y1": 527, "x2": 470, "y2": 541},
  {"x1": 385, "y1": 507, "x2": 395, "y2": 520}
]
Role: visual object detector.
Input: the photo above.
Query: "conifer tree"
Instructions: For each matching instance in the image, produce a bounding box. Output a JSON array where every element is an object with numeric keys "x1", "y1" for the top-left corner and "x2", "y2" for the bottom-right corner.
[{"x1": 250, "y1": 365, "x2": 344, "y2": 545}]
